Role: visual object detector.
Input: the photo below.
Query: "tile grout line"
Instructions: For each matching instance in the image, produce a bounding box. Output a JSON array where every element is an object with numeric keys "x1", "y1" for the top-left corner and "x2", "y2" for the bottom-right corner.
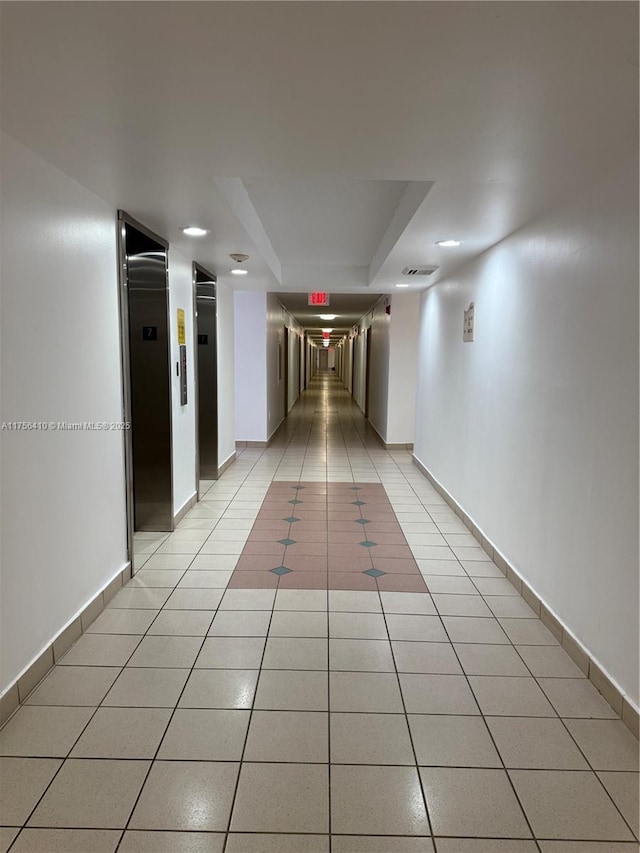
[
  {"x1": 325, "y1": 381, "x2": 333, "y2": 853},
  {"x1": 375, "y1": 583, "x2": 437, "y2": 847},
  {"x1": 112, "y1": 585, "x2": 226, "y2": 851},
  {"x1": 436, "y1": 613, "x2": 544, "y2": 850},
  {"x1": 220, "y1": 586, "x2": 278, "y2": 852}
]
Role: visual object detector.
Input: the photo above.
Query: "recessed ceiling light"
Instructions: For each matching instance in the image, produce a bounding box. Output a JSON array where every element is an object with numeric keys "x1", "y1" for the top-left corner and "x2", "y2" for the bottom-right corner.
[
  {"x1": 323, "y1": 341, "x2": 330, "y2": 347},
  {"x1": 319, "y1": 314, "x2": 336, "y2": 320},
  {"x1": 181, "y1": 226, "x2": 210, "y2": 237},
  {"x1": 394, "y1": 284, "x2": 410, "y2": 288},
  {"x1": 322, "y1": 328, "x2": 333, "y2": 333},
  {"x1": 435, "y1": 239, "x2": 462, "y2": 247},
  {"x1": 230, "y1": 268, "x2": 248, "y2": 276}
]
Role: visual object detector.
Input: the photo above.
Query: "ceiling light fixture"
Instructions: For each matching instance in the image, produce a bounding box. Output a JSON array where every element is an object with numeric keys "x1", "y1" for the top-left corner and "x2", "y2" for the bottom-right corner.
[
  {"x1": 319, "y1": 314, "x2": 336, "y2": 321},
  {"x1": 322, "y1": 328, "x2": 333, "y2": 333},
  {"x1": 435, "y1": 239, "x2": 462, "y2": 247},
  {"x1": 229, "y1": 252, "x2": 250, "y2": 276},
  {"x1": 181, "y1": 226, "x2": 210, "y2": 237},
  {"x1": 394, "y1": 284, "x2": 410, "y2": 288}
]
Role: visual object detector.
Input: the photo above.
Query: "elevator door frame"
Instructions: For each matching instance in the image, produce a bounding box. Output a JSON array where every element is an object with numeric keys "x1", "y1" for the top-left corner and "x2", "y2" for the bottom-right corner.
[
  {"x1": 117, "y1": 210, "x2": 174, "y2": 568},
  {"x1": 193, "y1": 262, "x2": 218, "y2": 481}
]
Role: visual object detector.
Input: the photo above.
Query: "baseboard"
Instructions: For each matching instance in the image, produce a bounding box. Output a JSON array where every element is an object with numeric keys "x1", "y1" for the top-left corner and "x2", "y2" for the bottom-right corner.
[
  {"x1": 367, "y1": 420, "x2": 414, "y2": 452},
  {"x1": 236, "y1": 440, "x2": 269, "y2": 449},
  {"x1": 173, "y1": 491, "x2": 198, "y2": 526},
  {"x1": 0, "y1": 560, "x2": 133, "y2": 727},
  {"x1": 412, "y1": 453, "x2": 640, "y2": 739},
  {"x1": 217, "y1": 451, "x2": 237, "y2": 476}
]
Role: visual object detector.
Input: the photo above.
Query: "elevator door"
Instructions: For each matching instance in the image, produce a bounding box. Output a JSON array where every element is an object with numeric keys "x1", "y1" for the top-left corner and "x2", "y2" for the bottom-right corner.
[
  {"x1": 194, "y1": 265, "x2": 218, "y2": 479},
  {"x1": 120, "y1": 214, "x2": 173, "y2": 532}
]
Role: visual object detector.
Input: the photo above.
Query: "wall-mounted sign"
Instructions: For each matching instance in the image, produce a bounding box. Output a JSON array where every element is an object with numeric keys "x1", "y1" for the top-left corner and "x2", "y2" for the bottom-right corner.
[
  {"x1": 463, "y1": 302, "x2": 475, "y2": 342},
  {"x1": 308, "y1": 292, "x2": 330, "y2": 306},
  {"x1": 177, "y1": 308, "x2": 186, "y2": 345},
  {"x1": 198, "y1": 334, "x2": 209, "y2": 345},
  {"x1": 142, "y1": 326, "x2": 157, "y2": 341},
  {"x1": 322, "y1": 331, "x2": 330, "y2": 340}
]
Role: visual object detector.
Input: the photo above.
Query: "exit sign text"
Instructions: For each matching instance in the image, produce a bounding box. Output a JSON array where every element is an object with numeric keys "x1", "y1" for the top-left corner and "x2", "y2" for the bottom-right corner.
[{"x1": 308, "y1": 292, "x2": 330, "y2": 306}]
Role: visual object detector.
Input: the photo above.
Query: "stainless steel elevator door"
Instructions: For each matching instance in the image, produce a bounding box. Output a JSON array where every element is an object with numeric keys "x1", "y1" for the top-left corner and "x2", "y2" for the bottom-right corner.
[
  {"x1": 195, "y1": 273, "x2": 218, "y2": 479},
  {"x1": 125, "y1": 225, "x2": 173, "y2": 531}
]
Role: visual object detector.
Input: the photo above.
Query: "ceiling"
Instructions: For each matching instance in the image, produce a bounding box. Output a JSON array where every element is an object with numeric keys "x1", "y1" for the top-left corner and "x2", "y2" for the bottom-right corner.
[
  {"x1": 1, "y1": 2, "x2": 637, "y2": 297},
  {"x1": 276, "y1": 292, "x2": 383, "y2": 343}
]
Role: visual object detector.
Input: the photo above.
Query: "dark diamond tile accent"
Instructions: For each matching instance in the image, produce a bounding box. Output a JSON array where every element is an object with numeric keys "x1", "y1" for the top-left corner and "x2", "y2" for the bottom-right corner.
[
  {"x1": 270, "y1": 566, "x2": 293, "y2": 575},
  {"x1": 277, "y1": 538, "x2": 296, "y2": 546},
  {"x1": 351, "y1": 500, "x2": 366, "y2": 506},
  {"x1": 350, "y1": 486, "x2": 361, "y2": 491},
  {"x1": 283, "y1": 516, "x2": 301, "y2": 523},
  {"x1": 293, "y1": 486, "x2": 305, "y2": 490},
  {"x1": 354, "y1": 518, "x2": 370, "y2": 525},
  {"x1": 359, "y1": 540, "x2": 377, "y2": 548},
  {"x1": 364, "y1": 568, "x2": 386, "y2": 578},
  {"x1": 288, "y1": 499, "x2": 303, "y2": 505}
]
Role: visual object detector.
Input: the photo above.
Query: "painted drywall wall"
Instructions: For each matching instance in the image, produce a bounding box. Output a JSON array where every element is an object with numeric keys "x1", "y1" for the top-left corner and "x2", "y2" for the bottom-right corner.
[
  {"x1": 387, "y1": 293, "x2": 420, "y2": 444},
  {"x1": 234, "y1": 291, "x2": 302, "y2": 443},
  {"x1": 414, "y1": 161, "x2": 639, "y2": 703},
  {"x1": 287, "y1": 322, "x2": 301, "y2": 412},
  {"x1": 234, "y1": 290, "x2": 267, "y2": 442},
  {"x1": 266, "y1": 292, "x2": 286, "y2": 439},
  {"x1": 0, "y1": 132, "x2": 128, "y2": 692},
  {"x1": 352, "y1": 331, "x2": 367, "y2": 410},
  {"x1": 365, "y1": 299, "x2": 391, "y2": 440},
  {"x1": 216, "y1": 281, "x2": 236, "y2": 466},
  {"x1": 168, "y1": 249, "x2": 197, "y2": 514}
]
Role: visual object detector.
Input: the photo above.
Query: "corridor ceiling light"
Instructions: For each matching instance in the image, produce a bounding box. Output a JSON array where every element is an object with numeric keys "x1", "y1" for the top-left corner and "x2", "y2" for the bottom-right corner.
[
  {"x1": 323, "y1": 341, "x2": 330, "y2": 347},
  {"x1": 319, "y1": 314, "x2": 336, "y2": 320},
  {"x1": 435, "y1": 239, "x2": 462, "y2": 247},
  {"x1": 181, "y1": 226, "x2": 210, "y2": 237},
  {"x1": 230, "y1": 268, "x2": 248, "y2": 276},
  {"x1": 395, "y1": 284, "x2": 410, "y2": 288},
  {"x1": 322, "y1": 328, "x2": 333, "y2": 333}
]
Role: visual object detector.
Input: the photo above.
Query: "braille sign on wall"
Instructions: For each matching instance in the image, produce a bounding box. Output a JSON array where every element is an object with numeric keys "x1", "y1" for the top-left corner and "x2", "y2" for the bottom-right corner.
[
  {"x1": 142, "y1": 326, "x2": 158, "y2": 341},
  {"x1": 308, "y1": 292, "x2": 330, "y2": 306},
  {"x1": 463, "y1": 302, "x2": 475, "y2": 342}
]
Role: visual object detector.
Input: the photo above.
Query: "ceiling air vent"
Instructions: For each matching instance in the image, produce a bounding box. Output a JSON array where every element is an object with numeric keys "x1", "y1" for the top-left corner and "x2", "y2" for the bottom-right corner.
[{"x1": 401, "y1": 266, "x2": 439, "y2": 276}]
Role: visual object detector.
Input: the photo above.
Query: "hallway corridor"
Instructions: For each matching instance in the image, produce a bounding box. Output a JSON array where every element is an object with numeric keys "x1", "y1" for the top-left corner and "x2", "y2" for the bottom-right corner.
[{"x1": 1, "y1": 375, "x2": 638, "y2": 852}]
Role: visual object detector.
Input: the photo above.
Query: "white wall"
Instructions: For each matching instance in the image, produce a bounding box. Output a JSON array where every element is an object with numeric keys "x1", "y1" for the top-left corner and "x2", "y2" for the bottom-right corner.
[
  {"x1": 365, "y1": 300, "x2": 391, "y2": 439},
  {"x1": 0, "y1": 133, "x2": 128, "y2": 692},
  {"x1": 414, "y1": 161, "x2": 639, "y2": 704},
  {"x1": 352, "y1": 331, "x2": 367, "y2": 410},
  {"x1": 345, "y1": 294, "x2": 424, "y2": 445},
  {"x1": 216, "y1": 281, "x2": 235, "y2": 466},
  {"x1": 266, "y1": 292, "x2": 285, "y2": 439},
  {"x1": 387, "y1": 293, "x2": 420, "y2": 444},
  {"x1": 287, "y1": 321, "x2": 301, "y2": 412},
  {"x1": 168, "y1": 249, "x2": 197, "y2": 513},
  {"x1": 234, "y1": 290, "x2": 267, "y2": 442}
]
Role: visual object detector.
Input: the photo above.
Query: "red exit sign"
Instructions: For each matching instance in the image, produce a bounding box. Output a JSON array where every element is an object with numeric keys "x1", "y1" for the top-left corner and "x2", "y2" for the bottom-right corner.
[{"x1": 308, "y1": 292, "x2": 330, "y2": 306}]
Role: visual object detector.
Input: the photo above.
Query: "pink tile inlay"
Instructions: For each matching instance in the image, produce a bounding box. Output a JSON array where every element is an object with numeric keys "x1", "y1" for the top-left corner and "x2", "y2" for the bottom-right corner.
[{"x1": 227, "y1": 482, "x2": 428, "y2": 594}]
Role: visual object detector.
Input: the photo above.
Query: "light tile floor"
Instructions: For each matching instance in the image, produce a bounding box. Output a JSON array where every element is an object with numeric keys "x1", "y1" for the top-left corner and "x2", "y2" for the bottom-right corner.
[{"x1": 1, "y1": 373, "x2": 638, "y2": 852}]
